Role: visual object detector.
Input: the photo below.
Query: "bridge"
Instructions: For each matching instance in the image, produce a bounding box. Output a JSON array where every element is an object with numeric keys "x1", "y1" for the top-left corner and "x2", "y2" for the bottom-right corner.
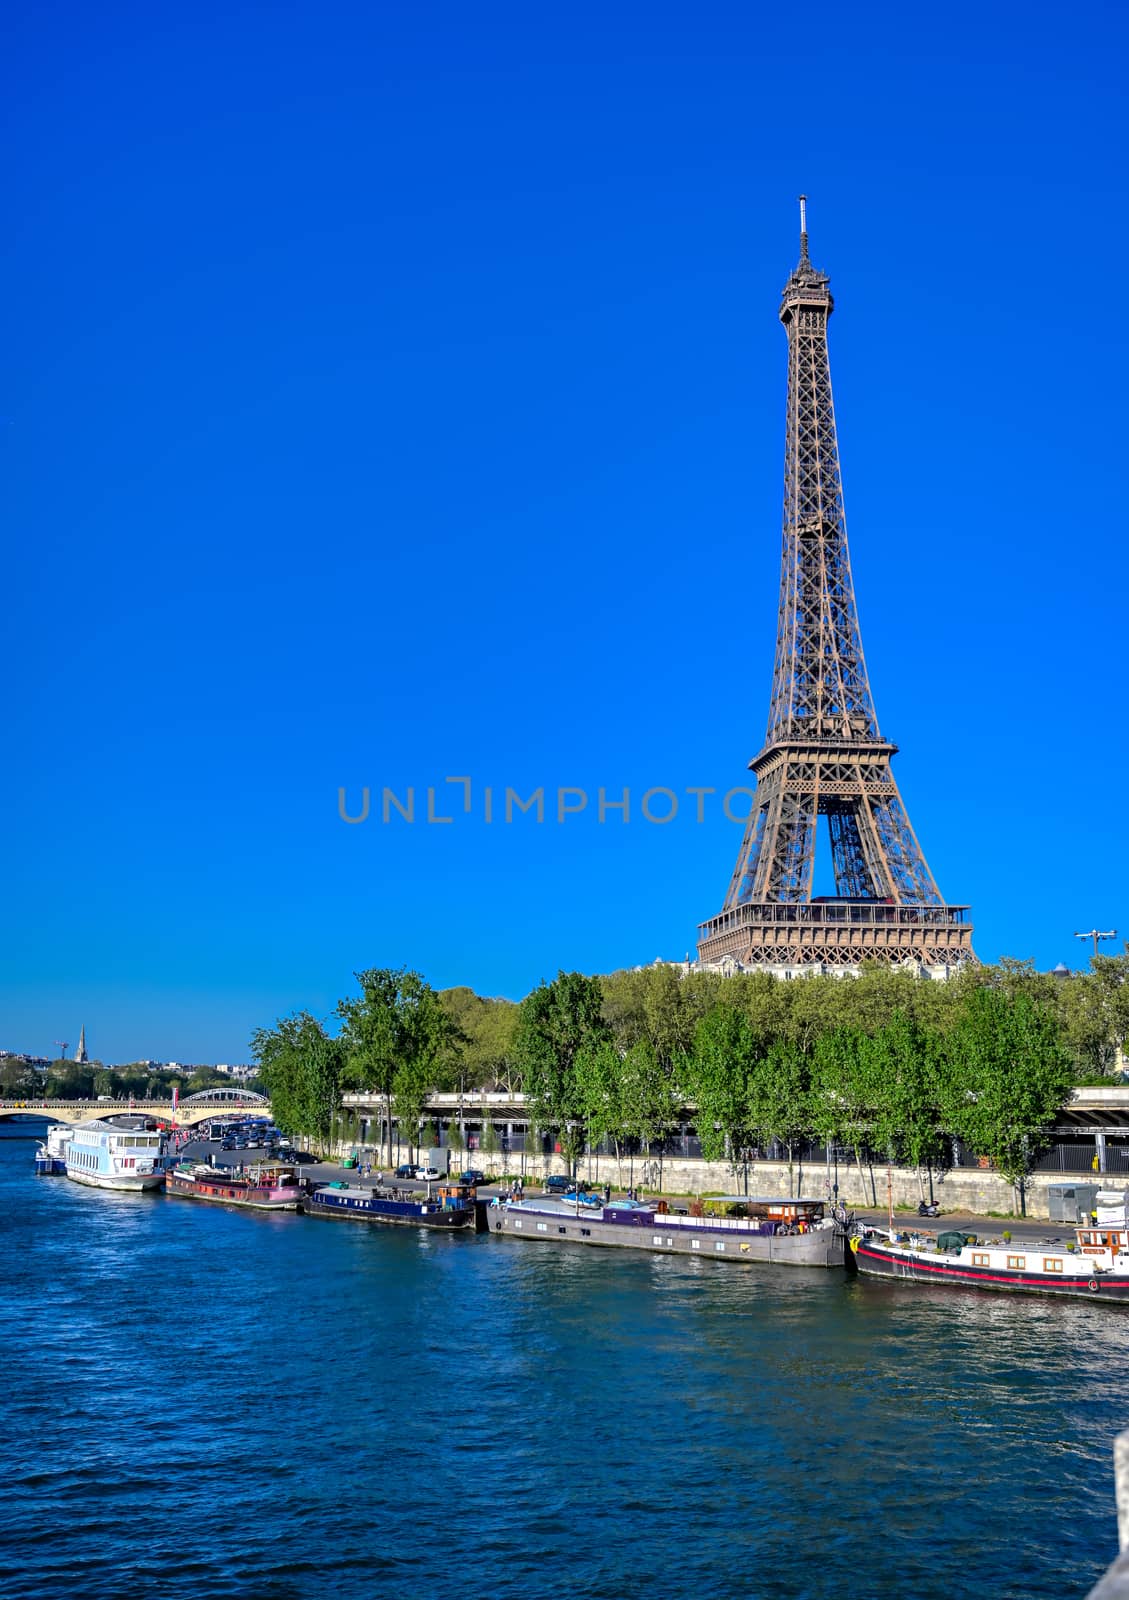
[{"x1": 0, "y1": 1089, "x2": 272, "y2": 1127}]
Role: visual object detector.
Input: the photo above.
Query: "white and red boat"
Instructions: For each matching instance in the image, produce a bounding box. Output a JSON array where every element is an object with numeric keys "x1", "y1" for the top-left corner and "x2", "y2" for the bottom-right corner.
[{"x1": 851, "y1": 1189, "x2": 1129, "y2": 1303}]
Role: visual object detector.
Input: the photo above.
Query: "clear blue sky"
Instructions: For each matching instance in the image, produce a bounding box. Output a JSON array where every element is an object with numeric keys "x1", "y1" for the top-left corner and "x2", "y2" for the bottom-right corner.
[{"x1": 5, "y1": 0, "x2": 1127, "y2": 1063}]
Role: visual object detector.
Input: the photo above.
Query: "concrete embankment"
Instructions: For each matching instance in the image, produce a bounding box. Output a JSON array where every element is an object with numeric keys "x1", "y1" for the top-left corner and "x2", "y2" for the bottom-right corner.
[{"x1": 324, "y1": 1143, "x2": 1101, "y2": 1220}]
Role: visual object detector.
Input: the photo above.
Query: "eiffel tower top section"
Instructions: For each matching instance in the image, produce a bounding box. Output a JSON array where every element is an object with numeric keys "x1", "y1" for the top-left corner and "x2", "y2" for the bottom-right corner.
[{"x1": 765, "y1": 196, "x2": 878, "y2": 751}]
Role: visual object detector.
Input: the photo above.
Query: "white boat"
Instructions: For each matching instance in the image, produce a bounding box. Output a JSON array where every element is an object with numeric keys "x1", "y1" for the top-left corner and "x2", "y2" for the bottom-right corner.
[
  {"x1": 34, "y1": 1123, "x2": 74, "y2": 1176},
  {"x1": 64, "y1": 1121, "x2": 165, "y2": 1192},
  {"x1": 851, "y1": 1189, "x2": 1129, "y2": 1303}
]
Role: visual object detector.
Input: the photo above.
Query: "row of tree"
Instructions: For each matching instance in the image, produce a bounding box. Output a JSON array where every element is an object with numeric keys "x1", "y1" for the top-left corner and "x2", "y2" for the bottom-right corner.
[
  {"x1": 517, "y1": 971, "x2": 1073, "y2": 1203},
  {"x1": 249, "y1": 954, "x2": 1124, "y2": 1198},
  {"x1": 3, "y1": 1058, "x2": 253, "y2": 1101}
]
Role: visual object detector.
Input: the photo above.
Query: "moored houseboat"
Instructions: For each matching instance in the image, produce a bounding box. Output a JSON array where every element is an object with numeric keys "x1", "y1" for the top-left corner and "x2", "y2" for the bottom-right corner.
[
  {"x1": 304, "y1": 1179, "x2": 475, "y2": 1230},
  {"x1": 166, "y1": 1161, "x2": 303, "y2": 1210},
  {"x1": 35, "y1": 1122, "x2": 74, "y2": 1176},
  {"x1": 65, "y1": 1121, "x2": 165, "y2": 1192},
  {"x1": 851, "y1": 1189, "x2": 1129, "y2": 1303},
  {"x1": 488, "y1": 1193, "x2": 846, "y2": 1268}
]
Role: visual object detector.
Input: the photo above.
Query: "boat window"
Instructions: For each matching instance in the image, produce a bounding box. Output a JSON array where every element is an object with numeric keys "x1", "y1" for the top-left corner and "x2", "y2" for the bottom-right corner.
[
  {"x1": 972, "y1": 1253, "x2": 989, "y2": 1266},
  {"x1": 714, "y1": 1242, "x2": 725, "y2": 1251},
  {"x1": 691, "y1": 1240, "x2": 700, "y2": 1250},
  {"x1": 536, "y1": 1222, "x2": 548, "y2": 1232},
  {"x1": 1043, "y1": 1258, "x2": 1063, "y2": 1272},
  {"x1": 1007, "y1": 1255, "x2": 1025, "y2": 1270}
]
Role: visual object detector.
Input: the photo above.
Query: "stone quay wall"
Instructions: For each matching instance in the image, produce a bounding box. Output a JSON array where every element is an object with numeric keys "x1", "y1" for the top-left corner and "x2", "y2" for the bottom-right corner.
[{"x1": 329, "y1": 1137, "x2": 1099, "y2": 1220}]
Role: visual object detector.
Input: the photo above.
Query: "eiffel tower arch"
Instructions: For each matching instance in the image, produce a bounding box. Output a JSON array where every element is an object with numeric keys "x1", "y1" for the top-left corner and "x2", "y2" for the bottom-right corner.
[{"x1": 697, "y1": 203, "x2": 974, "y2": 974}]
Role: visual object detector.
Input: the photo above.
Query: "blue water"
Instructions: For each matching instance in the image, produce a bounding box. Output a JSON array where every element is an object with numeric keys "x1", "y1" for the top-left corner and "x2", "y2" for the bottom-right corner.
[{"x1": 0, "y1": 1132, "x2": 1119, "y2": 1599}]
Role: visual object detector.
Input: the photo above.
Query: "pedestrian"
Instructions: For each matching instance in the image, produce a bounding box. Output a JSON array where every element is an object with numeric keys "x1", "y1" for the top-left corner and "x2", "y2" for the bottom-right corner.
[{"x1": 604, "y1": 1182, "x2": 611, "y2": 1204}]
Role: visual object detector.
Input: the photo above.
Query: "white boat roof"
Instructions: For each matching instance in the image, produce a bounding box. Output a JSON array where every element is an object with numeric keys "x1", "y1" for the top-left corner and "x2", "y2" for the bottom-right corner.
[{"x1": 69, "y1": 1120, "x2": 146, "y2": 1134}]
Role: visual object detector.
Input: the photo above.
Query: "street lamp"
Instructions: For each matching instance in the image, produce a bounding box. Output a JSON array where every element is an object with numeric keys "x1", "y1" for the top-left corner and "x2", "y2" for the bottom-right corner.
[{"x1": 1075, "y1": 929, "x2": 1118, "y2": 960}]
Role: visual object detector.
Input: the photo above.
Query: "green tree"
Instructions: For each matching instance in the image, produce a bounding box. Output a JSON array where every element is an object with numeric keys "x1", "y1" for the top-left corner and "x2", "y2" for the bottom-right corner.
[
  {"x1": 600, "y1": 964, "x2": 710, "y2": 1073},
  {"x1": 1055, "y1": 953, "x2": 1129, "y2": 1079},
  {"x1": 515, "y1": 971, "x2": 608, "y2": 1171},
  {"x1": 684, "y1": 1005, "x2": 759, "y2": 1170},
  {"x1": 336, "y1": 968, "x2": 455, "y2": 1167},
  {"x1": 810, "y1": 1026, "x2": 879, "y2": 1204},
  {"x1": 0, "y1": 1057, "x2": 42, "y2": 1097},
  {"x1": 619, "y1": 1039, "x2": 680, "y2": 1159},
  {"x1": 251, "y1": 1011, "x2": 343, "y2": 1149},
  {"x1": 574, "y1": 1038, "x2": 623, "y2": 1165},
  {"x1": 942, "y1": 988, "x2": 1073, "y2": 1212},
  {"x1": 747, "y1": 1039, "x2": 811, "y2": 1197},
  {"x1": 186, "y1": 1066, "x2": 229, "y2": 1094},
  {"x1": 439, "y1": 987, "x2": 520, "y2": 1092},
  {"x1": 867, "y1": 1011, "x2": 949, "y2": 1200},
  {"x1": 45, "y1": 1062, "x2": 94, "y2": 1100}
]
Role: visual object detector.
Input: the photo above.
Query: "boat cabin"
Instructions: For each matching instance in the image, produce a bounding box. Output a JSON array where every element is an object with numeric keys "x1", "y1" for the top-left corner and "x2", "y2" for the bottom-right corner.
[
  {"x1": 1076, "y1": 1229, "x2": 1129, "y2": 1256},
  {"x1": 1078, "y1": 1190, "x2": 1129, "y2": 1254},
  {"x1": 703, "y1": 1196, "x2": 826, "y2": 1224}
]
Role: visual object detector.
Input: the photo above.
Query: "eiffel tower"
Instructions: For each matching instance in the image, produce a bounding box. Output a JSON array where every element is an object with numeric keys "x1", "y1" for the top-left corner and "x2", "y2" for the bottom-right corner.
[{"x1": 697, "y1": 201, "x2": 974, "y2": 972}]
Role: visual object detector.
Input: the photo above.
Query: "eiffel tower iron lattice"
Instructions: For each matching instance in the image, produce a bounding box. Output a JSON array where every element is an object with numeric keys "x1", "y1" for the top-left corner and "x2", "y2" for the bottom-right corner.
[{"x1": 697, "y1": 202, "x2": 974, "y2": 972}]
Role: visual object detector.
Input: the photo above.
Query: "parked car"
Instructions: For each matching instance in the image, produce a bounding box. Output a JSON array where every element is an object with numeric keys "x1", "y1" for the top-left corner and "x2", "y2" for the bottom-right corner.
[
  {"x1": 414, "y1": 1166, "x2": 442, "y2": 1182},
  {"x1": 459, "y1": 1169, "x2": 487, "y2": 1187},
  {"x1": 544, "y1": 1174, "x2": 573, "y2": 1193},
  {"x1": 394, "y1": 1163, "x2": 416, "y2": 1179}
]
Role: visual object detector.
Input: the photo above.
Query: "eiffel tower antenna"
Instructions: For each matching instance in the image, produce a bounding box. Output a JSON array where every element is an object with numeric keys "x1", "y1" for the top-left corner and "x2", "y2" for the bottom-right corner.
[{"x1": 697, "y1": 209, "x2": 974, "y2": 973}]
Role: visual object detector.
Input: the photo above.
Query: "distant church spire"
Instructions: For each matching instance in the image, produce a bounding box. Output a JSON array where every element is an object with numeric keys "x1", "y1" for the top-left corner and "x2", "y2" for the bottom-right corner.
[{"x1": 74, "y1": 1026, "x2": 88, "y2": 1064}]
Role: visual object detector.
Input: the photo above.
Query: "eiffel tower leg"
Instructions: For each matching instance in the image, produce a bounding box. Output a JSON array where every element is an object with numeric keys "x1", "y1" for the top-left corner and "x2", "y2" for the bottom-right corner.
[
  {"x1": 869, "y1": 792, "x2": 942, "y2": 905},
  {"x1": 746, "y1": 766, "x2": 815, "y2": 906},
  {"x1": 724, "y1": 805, "x2": 768, "y2": 908}
]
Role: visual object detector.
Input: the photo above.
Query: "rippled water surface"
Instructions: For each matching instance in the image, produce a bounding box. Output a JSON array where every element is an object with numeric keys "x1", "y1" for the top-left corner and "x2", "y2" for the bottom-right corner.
[{"x1": 0, "y1": 1133, "x2": 1121, "y2": 1598}]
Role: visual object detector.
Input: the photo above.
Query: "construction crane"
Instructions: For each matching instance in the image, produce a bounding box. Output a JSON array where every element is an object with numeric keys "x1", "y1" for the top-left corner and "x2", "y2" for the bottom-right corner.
[{"x1": 54, "y1": 1041, "x2": 69, "y2": 1059}]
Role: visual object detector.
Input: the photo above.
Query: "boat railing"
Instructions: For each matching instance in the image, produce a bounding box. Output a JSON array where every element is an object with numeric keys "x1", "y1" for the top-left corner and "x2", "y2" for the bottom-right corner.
[{"x1": 651, "y1": 1210, "x2": 799, "y2": 1233}]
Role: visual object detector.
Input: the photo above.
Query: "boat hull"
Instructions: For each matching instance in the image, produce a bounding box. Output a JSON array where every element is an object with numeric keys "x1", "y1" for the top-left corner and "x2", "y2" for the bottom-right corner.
[
  {"x1": 34, "y1": 1155, "x2": 68, "y2": 1176},
  {"x1": 66, "y1": 1169, "x2": 165, "y2": 1193},
  {"x1": 304, "y1": 1187, "x2": 474, "y2": 1229},
  {"x1": 852, "y1": 1236, "x2": 1129, "y2": 1301},
  {"x1": 489, "y1": 1203, "x2": 845, "y2": 1267}
]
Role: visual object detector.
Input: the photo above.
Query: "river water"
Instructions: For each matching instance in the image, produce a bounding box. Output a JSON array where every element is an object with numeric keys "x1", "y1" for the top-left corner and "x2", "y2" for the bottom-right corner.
[{"x1": 0, "y1": 1131, "x2": 1120, "y2": 1599}]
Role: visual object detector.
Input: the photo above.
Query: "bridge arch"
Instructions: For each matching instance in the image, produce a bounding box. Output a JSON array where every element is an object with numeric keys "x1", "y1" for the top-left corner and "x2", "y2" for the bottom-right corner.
[
  {"x1": 181, "y1": 1088, "x2": 269, "y2": 1106},
  {"x1": 0, "y1": 1094, "x2": 272, "y2": 1127}
]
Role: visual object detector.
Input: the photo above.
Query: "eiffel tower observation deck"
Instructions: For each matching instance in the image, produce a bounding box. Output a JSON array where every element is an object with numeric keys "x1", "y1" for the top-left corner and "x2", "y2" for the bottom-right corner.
[{"x1": 697, "y1": 202, "x2": 974, "y2": 975}]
